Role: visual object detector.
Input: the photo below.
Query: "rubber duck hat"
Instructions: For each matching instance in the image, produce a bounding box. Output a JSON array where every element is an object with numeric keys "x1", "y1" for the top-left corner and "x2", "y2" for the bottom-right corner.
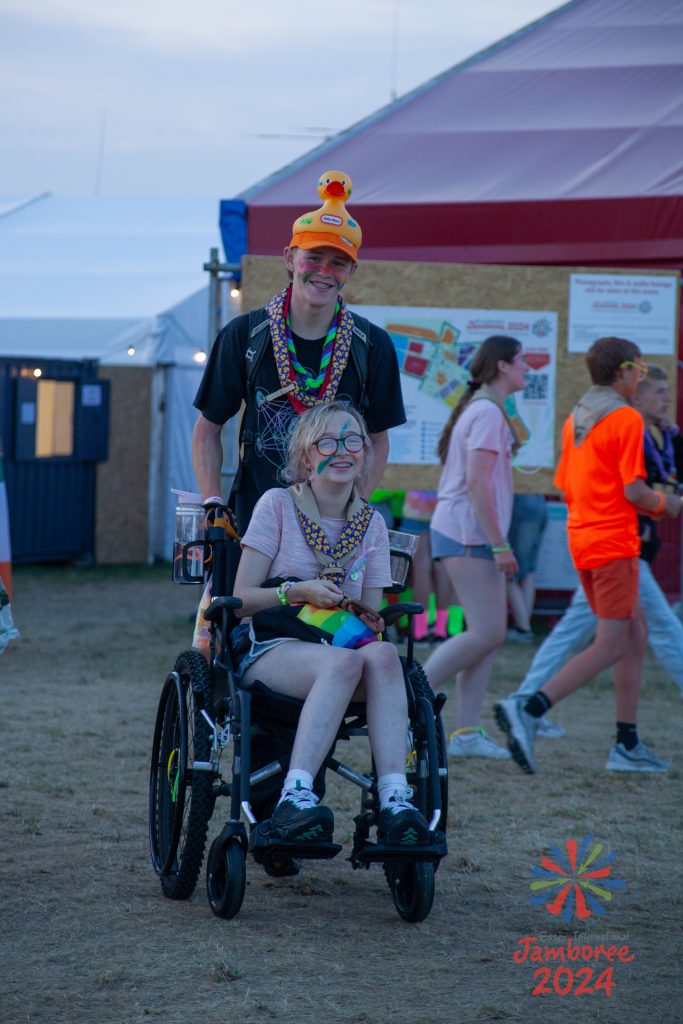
[{"x1": 289, "y1": 170, "x2": 362, "y2": 263}]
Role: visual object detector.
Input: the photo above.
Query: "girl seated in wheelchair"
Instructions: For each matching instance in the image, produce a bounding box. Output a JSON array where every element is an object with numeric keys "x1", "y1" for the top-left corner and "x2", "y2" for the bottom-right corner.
[{"x1": 231, "y1": 401, "x2": 429, "y2": 847}]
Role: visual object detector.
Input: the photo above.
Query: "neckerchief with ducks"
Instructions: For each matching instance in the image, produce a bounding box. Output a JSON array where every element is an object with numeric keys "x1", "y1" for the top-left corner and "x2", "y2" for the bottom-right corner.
[
  {"x1": 469, "y1": 383, "x2": 524, "y2": 454},
  {"x1": 265, "y1": 285, "x2": 355, "y2": 413},
  {"x1": 288, "y1": 483, "x2": 374, "y2": 589}
]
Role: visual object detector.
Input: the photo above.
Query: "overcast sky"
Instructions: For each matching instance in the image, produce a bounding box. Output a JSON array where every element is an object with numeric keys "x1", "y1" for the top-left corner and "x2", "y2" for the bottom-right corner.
[{"x1": 1, "y1": 0, "x2": 562, "y2": 199}]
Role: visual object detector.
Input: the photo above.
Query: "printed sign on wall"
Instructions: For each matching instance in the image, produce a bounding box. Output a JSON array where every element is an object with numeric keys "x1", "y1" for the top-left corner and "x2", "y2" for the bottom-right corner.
[
  {"x1": 351, "y1": 305, "x2": 558, "y2": 468},
  {"x1": 568, "y1": 273, "x2": 678, "y2": 355}
]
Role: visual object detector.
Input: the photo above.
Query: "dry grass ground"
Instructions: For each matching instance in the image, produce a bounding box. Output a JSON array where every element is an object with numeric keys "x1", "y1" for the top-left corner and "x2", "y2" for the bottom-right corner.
[{"x1": 1, "y1": 566, "x2": 681, "y2": 1024}]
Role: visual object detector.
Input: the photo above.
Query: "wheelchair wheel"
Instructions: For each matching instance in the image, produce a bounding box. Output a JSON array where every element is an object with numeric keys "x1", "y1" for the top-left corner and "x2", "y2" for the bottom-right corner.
[
  {"x1": 405, "y1": 659, "x2": 448, "y2": 824},
  {"x1": 206, "y1": 836, "x2": 247, "y2": 919},
  {"x1": 149, "y1": 650, "x2": 215, "y2": 900},
  {"x1": 386, "y1": 861, "x2": 435, "y2": 923}
]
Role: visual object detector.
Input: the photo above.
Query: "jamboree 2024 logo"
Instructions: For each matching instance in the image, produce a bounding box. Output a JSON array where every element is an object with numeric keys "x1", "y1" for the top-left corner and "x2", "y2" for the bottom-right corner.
[{"x1": 513, "y1": 836, "x2": 634, "y2": 998}]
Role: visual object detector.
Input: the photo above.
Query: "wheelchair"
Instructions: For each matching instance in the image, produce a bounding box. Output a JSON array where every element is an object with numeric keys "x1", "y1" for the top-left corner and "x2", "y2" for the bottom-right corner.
[{"x1": 149, "y1": 510, "x2": 449, "y2": 923}]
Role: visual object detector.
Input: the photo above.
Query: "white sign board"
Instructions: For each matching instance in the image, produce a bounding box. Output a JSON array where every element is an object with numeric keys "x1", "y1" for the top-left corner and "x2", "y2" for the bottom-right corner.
[
  {"x1": 568, "y1": 273, "x2": 678, "y2": 354},
  {"x1": 351, "y1": 305, "x2": 558, "y2": 468}
]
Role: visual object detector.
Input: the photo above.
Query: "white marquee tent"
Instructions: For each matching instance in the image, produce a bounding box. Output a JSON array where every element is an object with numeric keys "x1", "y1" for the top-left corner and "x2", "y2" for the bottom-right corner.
[{"x1": 0, "y1": 193, "x2": 236, "y2": 561}]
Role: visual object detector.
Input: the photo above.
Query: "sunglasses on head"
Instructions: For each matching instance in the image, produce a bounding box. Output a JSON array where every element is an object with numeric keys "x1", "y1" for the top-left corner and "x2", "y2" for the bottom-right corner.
[{"x1": 620, "y1": 361, "x2": 649, "y2": 381}]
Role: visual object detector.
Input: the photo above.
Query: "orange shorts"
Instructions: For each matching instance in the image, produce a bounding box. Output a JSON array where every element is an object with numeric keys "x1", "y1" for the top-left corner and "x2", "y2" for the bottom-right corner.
[{"x1": 578, "y1": 558, "x2": 640, "y2": 619}]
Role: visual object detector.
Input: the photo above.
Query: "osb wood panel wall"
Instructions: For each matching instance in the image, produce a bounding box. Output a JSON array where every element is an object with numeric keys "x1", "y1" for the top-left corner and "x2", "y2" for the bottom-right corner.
[
  {"x1": 95, "y1": 366, "x2": 152, "y2": 564},
  {"x1": 242, "y1": 256, "x2": 680, "y2": 494}
]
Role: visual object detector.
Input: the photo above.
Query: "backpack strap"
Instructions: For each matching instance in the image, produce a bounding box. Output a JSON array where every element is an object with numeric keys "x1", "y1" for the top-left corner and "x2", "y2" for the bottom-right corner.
[
  {"x1": 349, "y1": 312, "x2": 371, "y2": 416},
  {"x1": 236, "y1": 308, "x2": 272, "y2": 451},
  {"x1": 245, "y1": 307, "x2": 271, "y2": 389}
]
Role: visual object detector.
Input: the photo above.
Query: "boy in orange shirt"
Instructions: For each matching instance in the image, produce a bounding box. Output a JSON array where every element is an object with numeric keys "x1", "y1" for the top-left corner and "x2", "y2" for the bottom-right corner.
[{"x1": 495, "y1": 336, "x2": 681, "y2": 773}]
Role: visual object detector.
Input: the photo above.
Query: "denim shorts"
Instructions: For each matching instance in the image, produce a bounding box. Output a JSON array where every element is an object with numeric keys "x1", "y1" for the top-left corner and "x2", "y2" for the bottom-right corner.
[
  {"x1": 229, "y1": 622, "x2": 297, "y2": 680},
  {"x1": 430, "y1": 529, "x2": 494, "y2": 560}
]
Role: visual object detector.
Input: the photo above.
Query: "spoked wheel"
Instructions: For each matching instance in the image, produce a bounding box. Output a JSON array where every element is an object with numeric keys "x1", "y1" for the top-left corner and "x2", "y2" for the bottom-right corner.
[
  {"x1": 206, "y1": 837, "x2": 247, "y2": 919},
  {"x1": 386, "y1": 860, "x2": 435, "y2": 923},
  {"x1": 404, "y1": 659, "x2": 449, "y2": 827},
  {"x1": 149, "y1": 650, "x2": 216, "y2": 900}
]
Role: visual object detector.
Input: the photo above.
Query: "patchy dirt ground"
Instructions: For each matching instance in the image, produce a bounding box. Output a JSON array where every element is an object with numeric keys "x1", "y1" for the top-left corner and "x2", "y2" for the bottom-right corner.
[{"x1": 1, "y1": 565, "x2": 681, "y2": 1024}]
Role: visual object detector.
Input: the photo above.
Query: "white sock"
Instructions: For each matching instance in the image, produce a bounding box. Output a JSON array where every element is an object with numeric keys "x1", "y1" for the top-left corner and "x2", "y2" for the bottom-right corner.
[
  {"x1": 283, "y1": 769, "x2": 314, "y2": 794},
  {"x1": 378, "y1": 772, "x2": 409, "y2": 810}
]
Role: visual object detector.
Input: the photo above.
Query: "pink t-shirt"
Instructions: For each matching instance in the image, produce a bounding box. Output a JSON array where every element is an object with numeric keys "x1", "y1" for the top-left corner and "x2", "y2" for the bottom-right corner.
[
  {"x1": 430, "y1": 399, "x2": 514, "y2": 546},
  {"x1": 241, "y1": 488, "x2": 392, "y2": 599}
]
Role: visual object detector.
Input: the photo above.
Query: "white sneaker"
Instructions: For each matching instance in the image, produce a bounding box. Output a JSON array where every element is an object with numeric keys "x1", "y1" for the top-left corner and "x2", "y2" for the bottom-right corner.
[
  {"x1": 448, "y1": 729, "x2": 511, "y2": 760},
  {"x1": 605, "y1": 741, "x2": 669, "y2": 773},
  {"x1": 536, "y1": 715, "x2": 566, "y2": 739}
]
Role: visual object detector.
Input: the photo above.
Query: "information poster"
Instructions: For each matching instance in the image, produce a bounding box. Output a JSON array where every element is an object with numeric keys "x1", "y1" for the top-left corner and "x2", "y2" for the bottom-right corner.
[
  {"x1": 351, "y1": 305, "x2": 558, "y2": 468},
  {"x1": 568, "y1": 273, "x2": 678, "y2": 354}
]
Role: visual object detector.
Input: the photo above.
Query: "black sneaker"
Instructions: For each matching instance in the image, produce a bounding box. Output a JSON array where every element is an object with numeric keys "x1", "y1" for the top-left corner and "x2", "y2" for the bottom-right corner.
[
  {"x1": 270, "y1": 785, "x2": 334, "y2": 842},
  {"x1": 377, "y1": 789, "x2": 430, "y2": 847}
]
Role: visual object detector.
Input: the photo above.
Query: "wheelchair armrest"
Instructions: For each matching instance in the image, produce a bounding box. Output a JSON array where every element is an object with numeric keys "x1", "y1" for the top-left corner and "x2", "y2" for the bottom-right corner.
[
  {"x1": 204, "y1": 595, "x2": 243, "y2": 622},
  {"x1": 381, "y1": 602, "x2": 424, "y2": 627}
]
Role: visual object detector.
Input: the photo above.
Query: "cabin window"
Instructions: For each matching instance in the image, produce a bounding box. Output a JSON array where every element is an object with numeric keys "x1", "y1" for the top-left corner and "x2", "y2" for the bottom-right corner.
[{"x1": 35, "y1": 380, "x2": 75, "y2": 458}]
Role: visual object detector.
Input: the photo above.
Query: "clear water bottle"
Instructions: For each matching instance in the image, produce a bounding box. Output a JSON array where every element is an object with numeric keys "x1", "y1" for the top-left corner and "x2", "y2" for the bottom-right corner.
[{"x1": 172, "y1": 490, "x2": 205, "y2": 584}]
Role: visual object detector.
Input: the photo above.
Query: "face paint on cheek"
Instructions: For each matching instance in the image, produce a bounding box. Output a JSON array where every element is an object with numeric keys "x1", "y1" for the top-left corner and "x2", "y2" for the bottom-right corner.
[{"x1": 317, "y1": 456, "x2": 333, "y2": 475}]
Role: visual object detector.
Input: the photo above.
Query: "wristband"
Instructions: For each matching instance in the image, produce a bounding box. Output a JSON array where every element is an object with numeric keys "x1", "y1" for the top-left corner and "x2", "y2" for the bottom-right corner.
[
  {"x1": 276, "y1": 581, "x2": 295, "y2": 605},
  {"x1": 491, "y1": 542, "x2": 511, "y2": 554},
  {"x1": 203, "y1": 495, "x2": 223, "y2": 506},
  {"x1": 651, "y1": 491, "x2": 666, "y2": 518}
]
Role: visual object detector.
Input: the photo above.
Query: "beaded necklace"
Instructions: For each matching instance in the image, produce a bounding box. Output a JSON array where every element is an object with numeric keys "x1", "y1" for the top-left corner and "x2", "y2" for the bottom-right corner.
[
  {"x1": 284, "y1": 288, "x2": 339, "y2": 393},
  {"x1": 264, "y1": 286, "x2": 355, "y2": 412}
]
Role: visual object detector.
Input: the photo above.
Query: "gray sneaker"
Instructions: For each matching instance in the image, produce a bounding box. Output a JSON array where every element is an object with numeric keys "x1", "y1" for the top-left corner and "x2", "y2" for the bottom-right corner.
[
  {"x1": 494, "y1": 698, "x2": 539, "y2": 774},
  {"x1": 605, "y1": 741, "x2": 669, "y2": 773},
  {"x1": 536, "y1": 715, "x2": 566, "y2": 739}
]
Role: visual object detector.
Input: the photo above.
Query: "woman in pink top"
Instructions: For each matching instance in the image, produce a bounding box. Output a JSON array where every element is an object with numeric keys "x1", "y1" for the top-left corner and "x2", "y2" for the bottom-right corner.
[
  {"x1": 232, "y1": 401, "x2": 429, "y2": 848},
  {"x1": 424, "y1": 336, "x2": 528, "y2": 760}
]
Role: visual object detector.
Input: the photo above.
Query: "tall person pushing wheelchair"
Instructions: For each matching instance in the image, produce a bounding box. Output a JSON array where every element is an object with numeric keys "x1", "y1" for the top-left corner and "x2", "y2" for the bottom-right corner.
[{"x1": 192, "y1": 170, "x2": 405, "y2": 533}]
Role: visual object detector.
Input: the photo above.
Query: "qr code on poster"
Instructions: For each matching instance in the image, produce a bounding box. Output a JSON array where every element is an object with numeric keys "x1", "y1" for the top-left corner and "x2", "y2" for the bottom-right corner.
[{"x1": 524, "y1": 372, "x2": 549, "y2": 402}]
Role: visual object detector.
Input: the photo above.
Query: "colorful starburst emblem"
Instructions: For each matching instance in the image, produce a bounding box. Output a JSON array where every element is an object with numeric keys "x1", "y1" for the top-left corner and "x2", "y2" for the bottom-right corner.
[{"x1": 530, "y1": 836, "x2": 627, "y2": 925}]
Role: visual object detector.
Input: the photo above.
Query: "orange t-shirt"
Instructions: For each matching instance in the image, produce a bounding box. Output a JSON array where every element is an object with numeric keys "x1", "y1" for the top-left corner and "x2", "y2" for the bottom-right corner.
[{"x1": 554, "y1": 405, "x2": 645, "y2": 569}]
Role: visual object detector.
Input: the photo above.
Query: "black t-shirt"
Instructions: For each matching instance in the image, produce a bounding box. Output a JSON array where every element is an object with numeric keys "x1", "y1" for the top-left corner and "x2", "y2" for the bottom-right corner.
[{"x1": 194, "y1": 308, "x2": 406, "y2": 528}]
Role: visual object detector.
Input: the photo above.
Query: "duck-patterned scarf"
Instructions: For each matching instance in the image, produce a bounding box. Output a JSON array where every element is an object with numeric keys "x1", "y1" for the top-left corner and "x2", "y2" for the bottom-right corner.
[
  {"x1": 288, "y1": 483, "x2": 374, "y2": 589},
  {"x1": 265, "y1": 286, "x2": 355, "y2": 413}
]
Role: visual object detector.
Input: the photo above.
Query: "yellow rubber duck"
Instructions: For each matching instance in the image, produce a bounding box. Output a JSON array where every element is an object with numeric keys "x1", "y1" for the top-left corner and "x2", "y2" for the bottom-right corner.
[{"x1": 290, "y1": 170, "x2": 362, "y2": 261}]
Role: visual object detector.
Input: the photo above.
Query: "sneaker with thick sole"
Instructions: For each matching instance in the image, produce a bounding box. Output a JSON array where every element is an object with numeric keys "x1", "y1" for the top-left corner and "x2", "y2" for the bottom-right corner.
[
  {"x1": 270, "y1": 786, "x2": 334, "y2": 842},
  {"x1": 493, "y1": 698, "x2": 539, "y2": 774},
  {"x1": 448, "y1": 729, "x2": 511, "y2": 760},
  {"x1": 377, "y1": 789, "x2": 430, "y2": 847},
  {"x1": 536, "y1": 715, "x2": 566, "y2": 739},
  {"x1": 605, "y1": 741, "x2": 669, "y2": 773}
]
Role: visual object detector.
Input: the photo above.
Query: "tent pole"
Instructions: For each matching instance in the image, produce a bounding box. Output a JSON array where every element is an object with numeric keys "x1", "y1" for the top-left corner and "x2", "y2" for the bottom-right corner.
[{"x1": 204, "y1": 248, "x2": 241, "y2": 353}]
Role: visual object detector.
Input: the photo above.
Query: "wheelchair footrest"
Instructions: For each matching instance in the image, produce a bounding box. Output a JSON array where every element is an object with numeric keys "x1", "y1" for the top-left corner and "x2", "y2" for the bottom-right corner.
[
  {"x1": 249, "y1": 821, "x2": 342, "y2": 863},
  {"x1": 350, "y1": 830, "x2": 448, "y2": 866}
]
